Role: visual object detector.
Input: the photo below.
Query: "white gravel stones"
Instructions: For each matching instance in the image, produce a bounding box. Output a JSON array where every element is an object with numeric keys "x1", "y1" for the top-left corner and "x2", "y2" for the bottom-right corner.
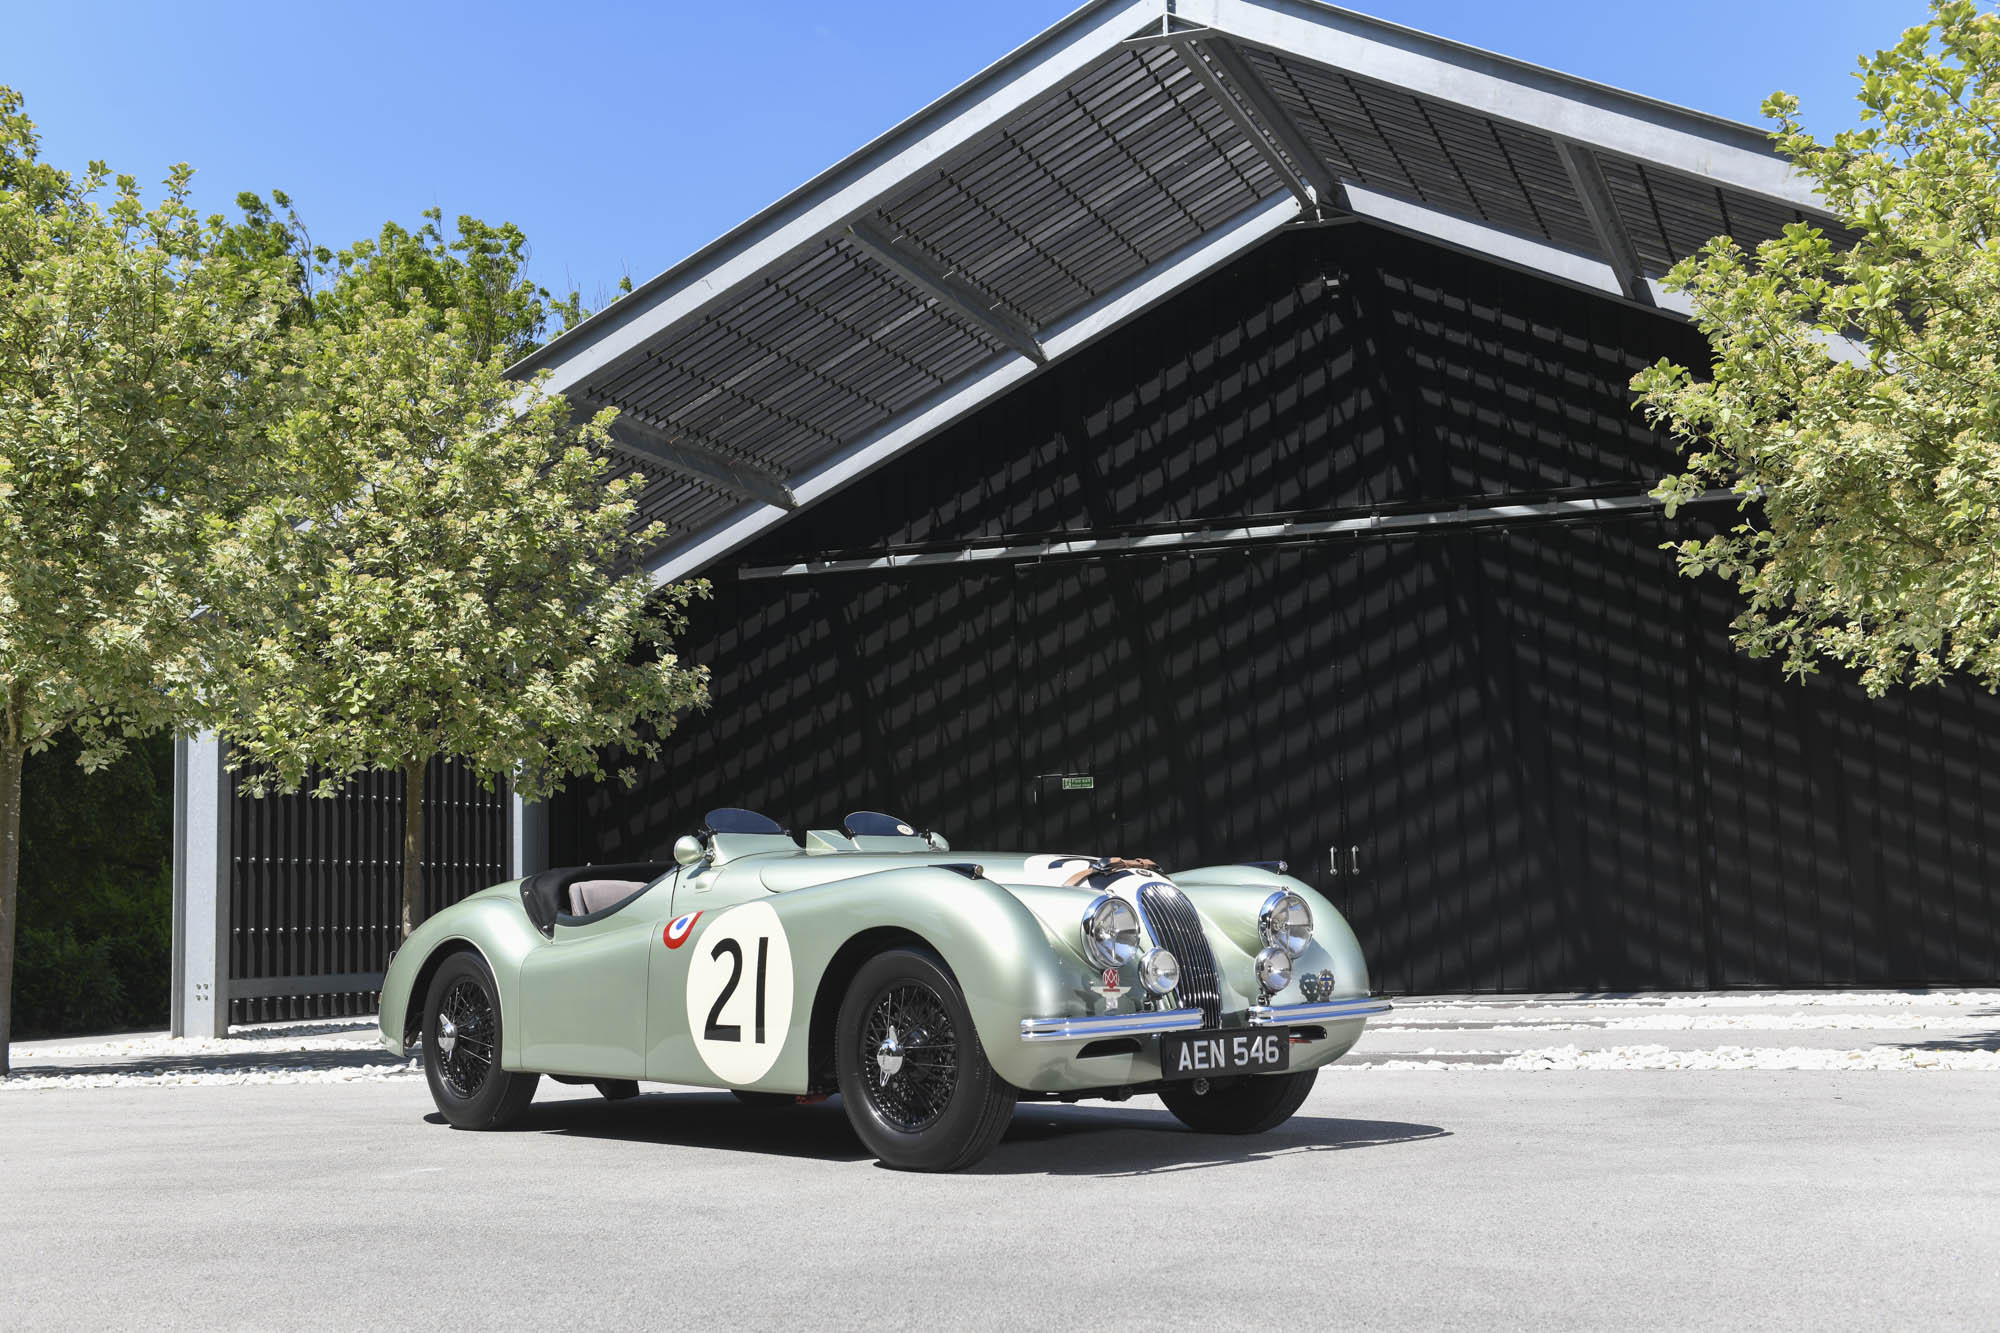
[
  {"x1": 2, "y1": 1017, "x2": 418, "y2": 1091},
  {"x1": 1347, "y1": 1044, "x2": 2000, "y2": 1072}
]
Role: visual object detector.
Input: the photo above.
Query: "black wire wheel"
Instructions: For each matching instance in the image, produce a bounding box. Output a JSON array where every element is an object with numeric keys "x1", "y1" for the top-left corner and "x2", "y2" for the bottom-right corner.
[
  {"x1": 836, "y1": 947, "x2": 1015, "y2": 1171},
  {"x1": 421, "y1": 951, "x2": 540, "y2": 1130}
]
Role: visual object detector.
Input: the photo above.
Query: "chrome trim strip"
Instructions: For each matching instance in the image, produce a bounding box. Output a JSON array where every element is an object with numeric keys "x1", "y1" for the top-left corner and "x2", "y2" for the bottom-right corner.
[
  {"x1": 1019, "y1": 1008, "x2": 1206, "y2": 1042},
  {"x1": 1247, "y1": 996, "x2": 1393, "y2": 1026}
]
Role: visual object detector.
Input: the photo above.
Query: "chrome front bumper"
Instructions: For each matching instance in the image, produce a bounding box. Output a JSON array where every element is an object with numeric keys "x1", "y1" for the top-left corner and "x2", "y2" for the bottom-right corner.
[
  {"x1": 1020, "y1": 1008, "x2": 1205, "y2": 1042},
  {"x1": 1020, "y1": 995, "x2": 1391, "y2": 1042},
  {"x1": 1248, "y1": 996, "x2": 1393, "y2": 1025}
]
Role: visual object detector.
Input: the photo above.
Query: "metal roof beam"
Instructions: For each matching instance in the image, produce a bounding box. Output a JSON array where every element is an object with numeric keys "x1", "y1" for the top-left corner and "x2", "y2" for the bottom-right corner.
[
  {"x1": 1555, "y1": 139, "x2": 1651, "y2": 305},
  {"x1": 846, "y1": 217, "x2": 1048, "y2": 365},
  {"x1": 1195, "y1": 36, "x2": 1351, "y2": 212},
  {"x1": 509, "y1": 0, "x2": 1158, "y2": 399},
  {"x1": 1168, "y1": 37, "x2": 1319, "y2": 212},
  {"x1": 1329, "y1": 181, "x2": 1686, "y2": 316},
  {"x1": 594, "y1": 408, "x2": 798, "y2": 511},
  {"x1": 1177, "y1": 0, "x2": 1823, "y2": 211},
  {"x1": 643, "y1": 192, "x2": 1300, "y2": 586}
]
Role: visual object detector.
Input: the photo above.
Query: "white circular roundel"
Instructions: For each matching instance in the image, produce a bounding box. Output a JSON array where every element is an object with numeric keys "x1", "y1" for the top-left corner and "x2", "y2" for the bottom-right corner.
[{"x1": 685, "y1": 901, "x2": 794, "y2": 1085}]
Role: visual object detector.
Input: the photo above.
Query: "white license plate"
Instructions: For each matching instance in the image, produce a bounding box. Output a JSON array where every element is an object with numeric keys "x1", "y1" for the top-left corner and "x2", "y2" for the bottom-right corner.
[{"x1": 1160, "y1": 1028, "x2": 1290, "y2": 1079}]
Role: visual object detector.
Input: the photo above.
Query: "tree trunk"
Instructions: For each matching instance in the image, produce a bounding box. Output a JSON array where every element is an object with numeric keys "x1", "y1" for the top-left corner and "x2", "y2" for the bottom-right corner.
[
  {"x1": 400, "y1": 759, "x2": 426, "y2": 940},
  {"x1": 0, "y1": 683, "x2": 24, "y2": 1076}
]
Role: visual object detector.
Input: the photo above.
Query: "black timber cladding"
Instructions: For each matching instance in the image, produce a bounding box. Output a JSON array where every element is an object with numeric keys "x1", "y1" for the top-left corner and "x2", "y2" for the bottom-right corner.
[
  {"x1": 555, "y1": 225, "x2": 2000, "y2": 992},
  {"x1": 227, "y1": 758, "x2": 506, "y2": 1023}
]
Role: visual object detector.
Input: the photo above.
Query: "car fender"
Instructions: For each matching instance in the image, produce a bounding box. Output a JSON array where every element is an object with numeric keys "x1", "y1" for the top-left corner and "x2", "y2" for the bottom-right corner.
[
  {"x1": 377, "y1": 885, "x2": 546, "y2": 1066},
  {"x1": 652, "y1": 865, "x2": 1094, "y2": 1092}
]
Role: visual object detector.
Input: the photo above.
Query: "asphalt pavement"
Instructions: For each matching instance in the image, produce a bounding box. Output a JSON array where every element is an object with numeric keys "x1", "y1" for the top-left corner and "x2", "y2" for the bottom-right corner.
[{"x1": 3, "y1": 997, "x2": 1997, "y2": 1330}]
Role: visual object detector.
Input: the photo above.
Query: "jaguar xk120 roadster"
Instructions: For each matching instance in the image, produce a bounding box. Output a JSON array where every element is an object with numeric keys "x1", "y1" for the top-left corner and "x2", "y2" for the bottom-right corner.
[{"x1": 378, "y1": 808, "x2": 1389, "y2": 1171}]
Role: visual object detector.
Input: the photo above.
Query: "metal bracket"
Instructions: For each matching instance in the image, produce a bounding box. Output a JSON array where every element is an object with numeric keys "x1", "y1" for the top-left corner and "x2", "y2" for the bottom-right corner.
[
  {"x1": 847, "y1": 217, "x2": 1048, "y2": 365},
  {"x1": 1554, "y1": 139, "x2": 1652, "y2": 306},
  {"x1": 591, "y1": 405, "x2": 798, "y2": 510}
]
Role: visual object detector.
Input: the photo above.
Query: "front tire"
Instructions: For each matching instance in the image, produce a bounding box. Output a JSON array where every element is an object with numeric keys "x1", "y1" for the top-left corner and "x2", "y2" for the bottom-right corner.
[
  {"x1": 422, "y1": 951, "x2": 539, "y2": 1129},
  {"x1": 1159, "y1": 1068, "x2": 1316, "y2": 1134},
  {"x1": 836, "y1": 947, "x2": 1015, "y2": 1171}
]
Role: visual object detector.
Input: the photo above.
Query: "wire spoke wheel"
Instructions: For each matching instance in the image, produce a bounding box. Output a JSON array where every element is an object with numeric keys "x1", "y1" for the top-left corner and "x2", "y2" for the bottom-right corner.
[
  {"x1": 860, "y1": 981, "x2": 959, "y2": 1132},
  {"x1": 436, "y1": 976, "x2": 496, "y2": 1100}
]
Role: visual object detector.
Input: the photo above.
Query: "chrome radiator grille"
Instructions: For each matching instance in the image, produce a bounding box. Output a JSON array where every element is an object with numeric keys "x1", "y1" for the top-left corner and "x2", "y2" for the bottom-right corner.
[{"x1": 1138, "y1": 882, "x2": 1222, "y2": 1028}]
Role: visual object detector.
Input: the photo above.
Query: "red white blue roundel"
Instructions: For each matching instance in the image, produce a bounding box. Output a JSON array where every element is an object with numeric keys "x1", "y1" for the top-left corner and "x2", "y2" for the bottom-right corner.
[{"x1": 663, "y1": 911, "x2": 702, "y2": 949}]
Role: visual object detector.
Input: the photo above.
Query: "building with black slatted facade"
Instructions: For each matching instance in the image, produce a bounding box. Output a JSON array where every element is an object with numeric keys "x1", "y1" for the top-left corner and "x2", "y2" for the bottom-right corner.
[{"x1": 171, "y1": 0, "x2": 2000, "y2": 1033}]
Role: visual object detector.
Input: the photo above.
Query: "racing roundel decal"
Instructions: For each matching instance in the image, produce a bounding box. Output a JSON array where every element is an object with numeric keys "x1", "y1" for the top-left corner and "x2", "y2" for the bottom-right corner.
[
  {"x1": 685, "y1": 902, "x2": 794, "y2": 1085},
  {"x1": 895, "y1": 822, "x2": 915, "y2": 836},
  {"x1": 663, "y1": 911, "x2": 702, "y2": 949}
]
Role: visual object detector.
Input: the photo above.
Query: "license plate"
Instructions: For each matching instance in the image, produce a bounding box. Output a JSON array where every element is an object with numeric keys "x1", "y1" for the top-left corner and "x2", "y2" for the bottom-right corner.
[{"x1": 1160, "y1": 1028, "x2": 1290, "y2": 1079}]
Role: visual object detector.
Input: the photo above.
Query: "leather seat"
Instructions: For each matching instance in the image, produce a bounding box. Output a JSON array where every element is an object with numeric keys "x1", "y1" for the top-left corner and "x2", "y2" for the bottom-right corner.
[{"x1": 567, "y1": 879, "x2": 647, "y2": 916}]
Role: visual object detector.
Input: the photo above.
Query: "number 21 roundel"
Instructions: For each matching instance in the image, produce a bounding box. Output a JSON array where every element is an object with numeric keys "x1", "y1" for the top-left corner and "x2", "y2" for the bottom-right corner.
[{"x1": 683, "y1": 901, "x2": 794, "y2": 1084}]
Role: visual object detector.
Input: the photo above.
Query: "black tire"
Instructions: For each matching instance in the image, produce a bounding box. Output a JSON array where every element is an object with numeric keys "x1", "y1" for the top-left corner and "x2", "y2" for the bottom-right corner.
[
  {"x1": 1159, "y1": 1068, "x2": 1317, "y2": 1134},
  {"x1": 593, "y1": 1079, "x2": 641, "y2": 1101},
  {"x1": 835, "y1": 947, "x2": 1015, "y2": 1171},
  {"x1": 730, "y1": 1089, "x2": 796, "y2": 1108},
  {"x1": 421, "y1": 951, "x2": 539, "y2": 1129}
]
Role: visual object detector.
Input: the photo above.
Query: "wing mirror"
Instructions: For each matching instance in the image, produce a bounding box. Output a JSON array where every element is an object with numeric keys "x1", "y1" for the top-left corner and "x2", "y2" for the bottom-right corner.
[{"x1": 673, "y1": 834, "x2": 706, "y2": 868}]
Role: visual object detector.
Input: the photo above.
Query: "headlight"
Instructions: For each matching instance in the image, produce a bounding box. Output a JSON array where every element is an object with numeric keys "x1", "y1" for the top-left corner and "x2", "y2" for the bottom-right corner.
[
  {"x1": 1255, "y1": 945, "x2": 1293, "y2": 993},
  {"x1": 1139, "y1": 948, "x2": 1180, "y2": 996},
  {"x1": 1081, "y1": 895, "x2": 1141, "y2": 969},
  {"x1": 1259, "y1": 890, "x2": 1314, "y2": 957}
]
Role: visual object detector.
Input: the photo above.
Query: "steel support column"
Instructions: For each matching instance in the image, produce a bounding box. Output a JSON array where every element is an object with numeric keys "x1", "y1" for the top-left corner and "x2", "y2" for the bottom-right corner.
[
  {"x1": 509, "y1": 788, "x2": 549, "y2": 881},
  {"x1": 170, "y1": 732, "x2": 231, "y2": 1038}
]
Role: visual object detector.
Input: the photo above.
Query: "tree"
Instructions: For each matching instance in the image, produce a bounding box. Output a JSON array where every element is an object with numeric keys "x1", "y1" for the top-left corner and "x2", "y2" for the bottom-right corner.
[
  {"x1": 1636, "y1": 1, "x2": 2000, "y2": 696},
  {"x1": 0, "y1": 89, "x2": 288, "y2": 1072},
  {"x1": 210, "y1": 218, "x2": 708, "y2": 939}
]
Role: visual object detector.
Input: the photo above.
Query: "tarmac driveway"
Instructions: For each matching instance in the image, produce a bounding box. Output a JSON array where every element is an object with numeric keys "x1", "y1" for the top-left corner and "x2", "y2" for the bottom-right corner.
[{"x1": 3, "y1": 994, "x2": 1996, "y2": 1330}]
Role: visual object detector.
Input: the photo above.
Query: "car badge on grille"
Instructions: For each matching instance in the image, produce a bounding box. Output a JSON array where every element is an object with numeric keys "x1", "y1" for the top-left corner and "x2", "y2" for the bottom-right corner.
[{"x1": 1094, "y1": 965, "x2": 1123, "y2": 1012}]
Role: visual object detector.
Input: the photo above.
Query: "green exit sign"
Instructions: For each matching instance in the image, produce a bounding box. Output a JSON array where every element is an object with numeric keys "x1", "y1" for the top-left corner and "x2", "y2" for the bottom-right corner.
[{"x1": 1061, "y1": 775, "x2": 1095, "y2": 791}]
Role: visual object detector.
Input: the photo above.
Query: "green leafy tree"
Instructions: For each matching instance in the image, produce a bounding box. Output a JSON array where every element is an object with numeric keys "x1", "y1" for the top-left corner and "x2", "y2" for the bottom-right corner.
[
  {"x1": 210, "y1": 221, "x2": 707, "y2": 939},
  {"x1": 1637, "y1": 1, "x2": 2000, "y2": 694},
  {"x1": 0, "y1": 89, "x2": 287, "y2": 1071}
]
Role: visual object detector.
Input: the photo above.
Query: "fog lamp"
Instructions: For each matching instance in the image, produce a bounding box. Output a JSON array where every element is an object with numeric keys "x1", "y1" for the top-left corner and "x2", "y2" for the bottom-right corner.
[
  {"x1": 1082, "y1": 895, "x2": 1141, "y2": 969},
  {"x1": 1255, "y1": 945, "x2": 1293, "y2": 994},
  {"x1": 1139, "y1": 948, "x2": 1180, "y2": 996},
  {"x1": 1258, "y1": 890, "x2": 1314, "y2": 957}
]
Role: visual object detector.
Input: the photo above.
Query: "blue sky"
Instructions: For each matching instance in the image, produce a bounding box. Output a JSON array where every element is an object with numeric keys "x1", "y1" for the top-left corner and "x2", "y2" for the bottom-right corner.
[{"x1": 4, "y1": 1, "x2": 1932, "y2": 308}]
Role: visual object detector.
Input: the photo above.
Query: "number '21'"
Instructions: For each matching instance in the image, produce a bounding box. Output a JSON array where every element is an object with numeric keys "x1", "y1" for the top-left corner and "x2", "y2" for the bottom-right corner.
[{"x1": 704, "y1": 936, "x2": 769, "y2": 1043}]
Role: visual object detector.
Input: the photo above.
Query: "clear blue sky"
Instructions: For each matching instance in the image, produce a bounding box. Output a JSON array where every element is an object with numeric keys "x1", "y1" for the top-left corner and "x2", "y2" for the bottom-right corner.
[{"x1": 3, "y1": 0, "x2": 1932, "y2": 308}]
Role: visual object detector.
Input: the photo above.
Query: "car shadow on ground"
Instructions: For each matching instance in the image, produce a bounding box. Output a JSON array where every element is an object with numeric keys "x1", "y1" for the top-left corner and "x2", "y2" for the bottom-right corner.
[{"x1": 467, "y1": 1092, "x2": 1448, "y2": 1175}]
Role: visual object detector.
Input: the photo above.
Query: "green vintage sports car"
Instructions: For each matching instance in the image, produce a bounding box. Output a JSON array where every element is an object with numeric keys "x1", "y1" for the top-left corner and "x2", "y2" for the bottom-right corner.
[{"x1": 378, "y1": 808, "x2": 1390, "y2": 1171}]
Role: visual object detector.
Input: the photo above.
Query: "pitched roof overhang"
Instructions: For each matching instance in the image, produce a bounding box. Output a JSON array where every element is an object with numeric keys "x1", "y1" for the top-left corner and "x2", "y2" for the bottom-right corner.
[{"x1": 511, "y1": 0, "x2": 1836, "y2": 585}]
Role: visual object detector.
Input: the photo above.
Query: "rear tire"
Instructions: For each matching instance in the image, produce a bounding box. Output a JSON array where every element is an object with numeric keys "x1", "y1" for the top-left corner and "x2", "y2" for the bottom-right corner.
[
  {"x1": 1159, "y1": 1068, "x2": 1316, "y2": 1134},
  {"x1": 836, "y1": 947, "x2": 1015, "y2": 1171},
  {"x1": 422, "y1": 951, "x2": 539, "y2": 1130}
]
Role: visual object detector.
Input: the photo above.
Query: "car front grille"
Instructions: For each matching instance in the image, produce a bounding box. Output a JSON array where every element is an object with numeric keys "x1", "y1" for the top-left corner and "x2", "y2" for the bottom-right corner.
[{"x1": 1137, "y1": 881, "x2": 1222, "y2": 1028}]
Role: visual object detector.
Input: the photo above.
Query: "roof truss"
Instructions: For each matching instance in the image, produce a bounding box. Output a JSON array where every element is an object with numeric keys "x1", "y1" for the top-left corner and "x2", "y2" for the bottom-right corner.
[{"x1": 512, "y1": 0, "x2": 1836, "y2": 586}]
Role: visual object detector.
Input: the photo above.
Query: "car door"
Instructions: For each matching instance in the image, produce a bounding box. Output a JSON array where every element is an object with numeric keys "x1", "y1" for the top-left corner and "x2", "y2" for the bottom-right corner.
[
  {"x1": 516, "y1": 878, "x2": 672, "y2": 1078},
  {"x1": 645, "y1": 860, "x2": 779, "y2": 1086}
]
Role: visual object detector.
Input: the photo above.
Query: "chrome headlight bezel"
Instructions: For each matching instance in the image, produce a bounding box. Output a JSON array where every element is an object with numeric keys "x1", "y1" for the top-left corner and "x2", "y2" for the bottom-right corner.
[
  {"x1": 1259, "y1": 890, "x2": 1314, "y2": 957},
  {"x1": 1139, "y1": 947, "x2": 1181, "y2": 996},
  {"x1": 1255, "y1": 944, "x2": 1293, "y2": 993},
  {"x1": 1081, "y1": 894, "x2": 1141, "y2": 970}
]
